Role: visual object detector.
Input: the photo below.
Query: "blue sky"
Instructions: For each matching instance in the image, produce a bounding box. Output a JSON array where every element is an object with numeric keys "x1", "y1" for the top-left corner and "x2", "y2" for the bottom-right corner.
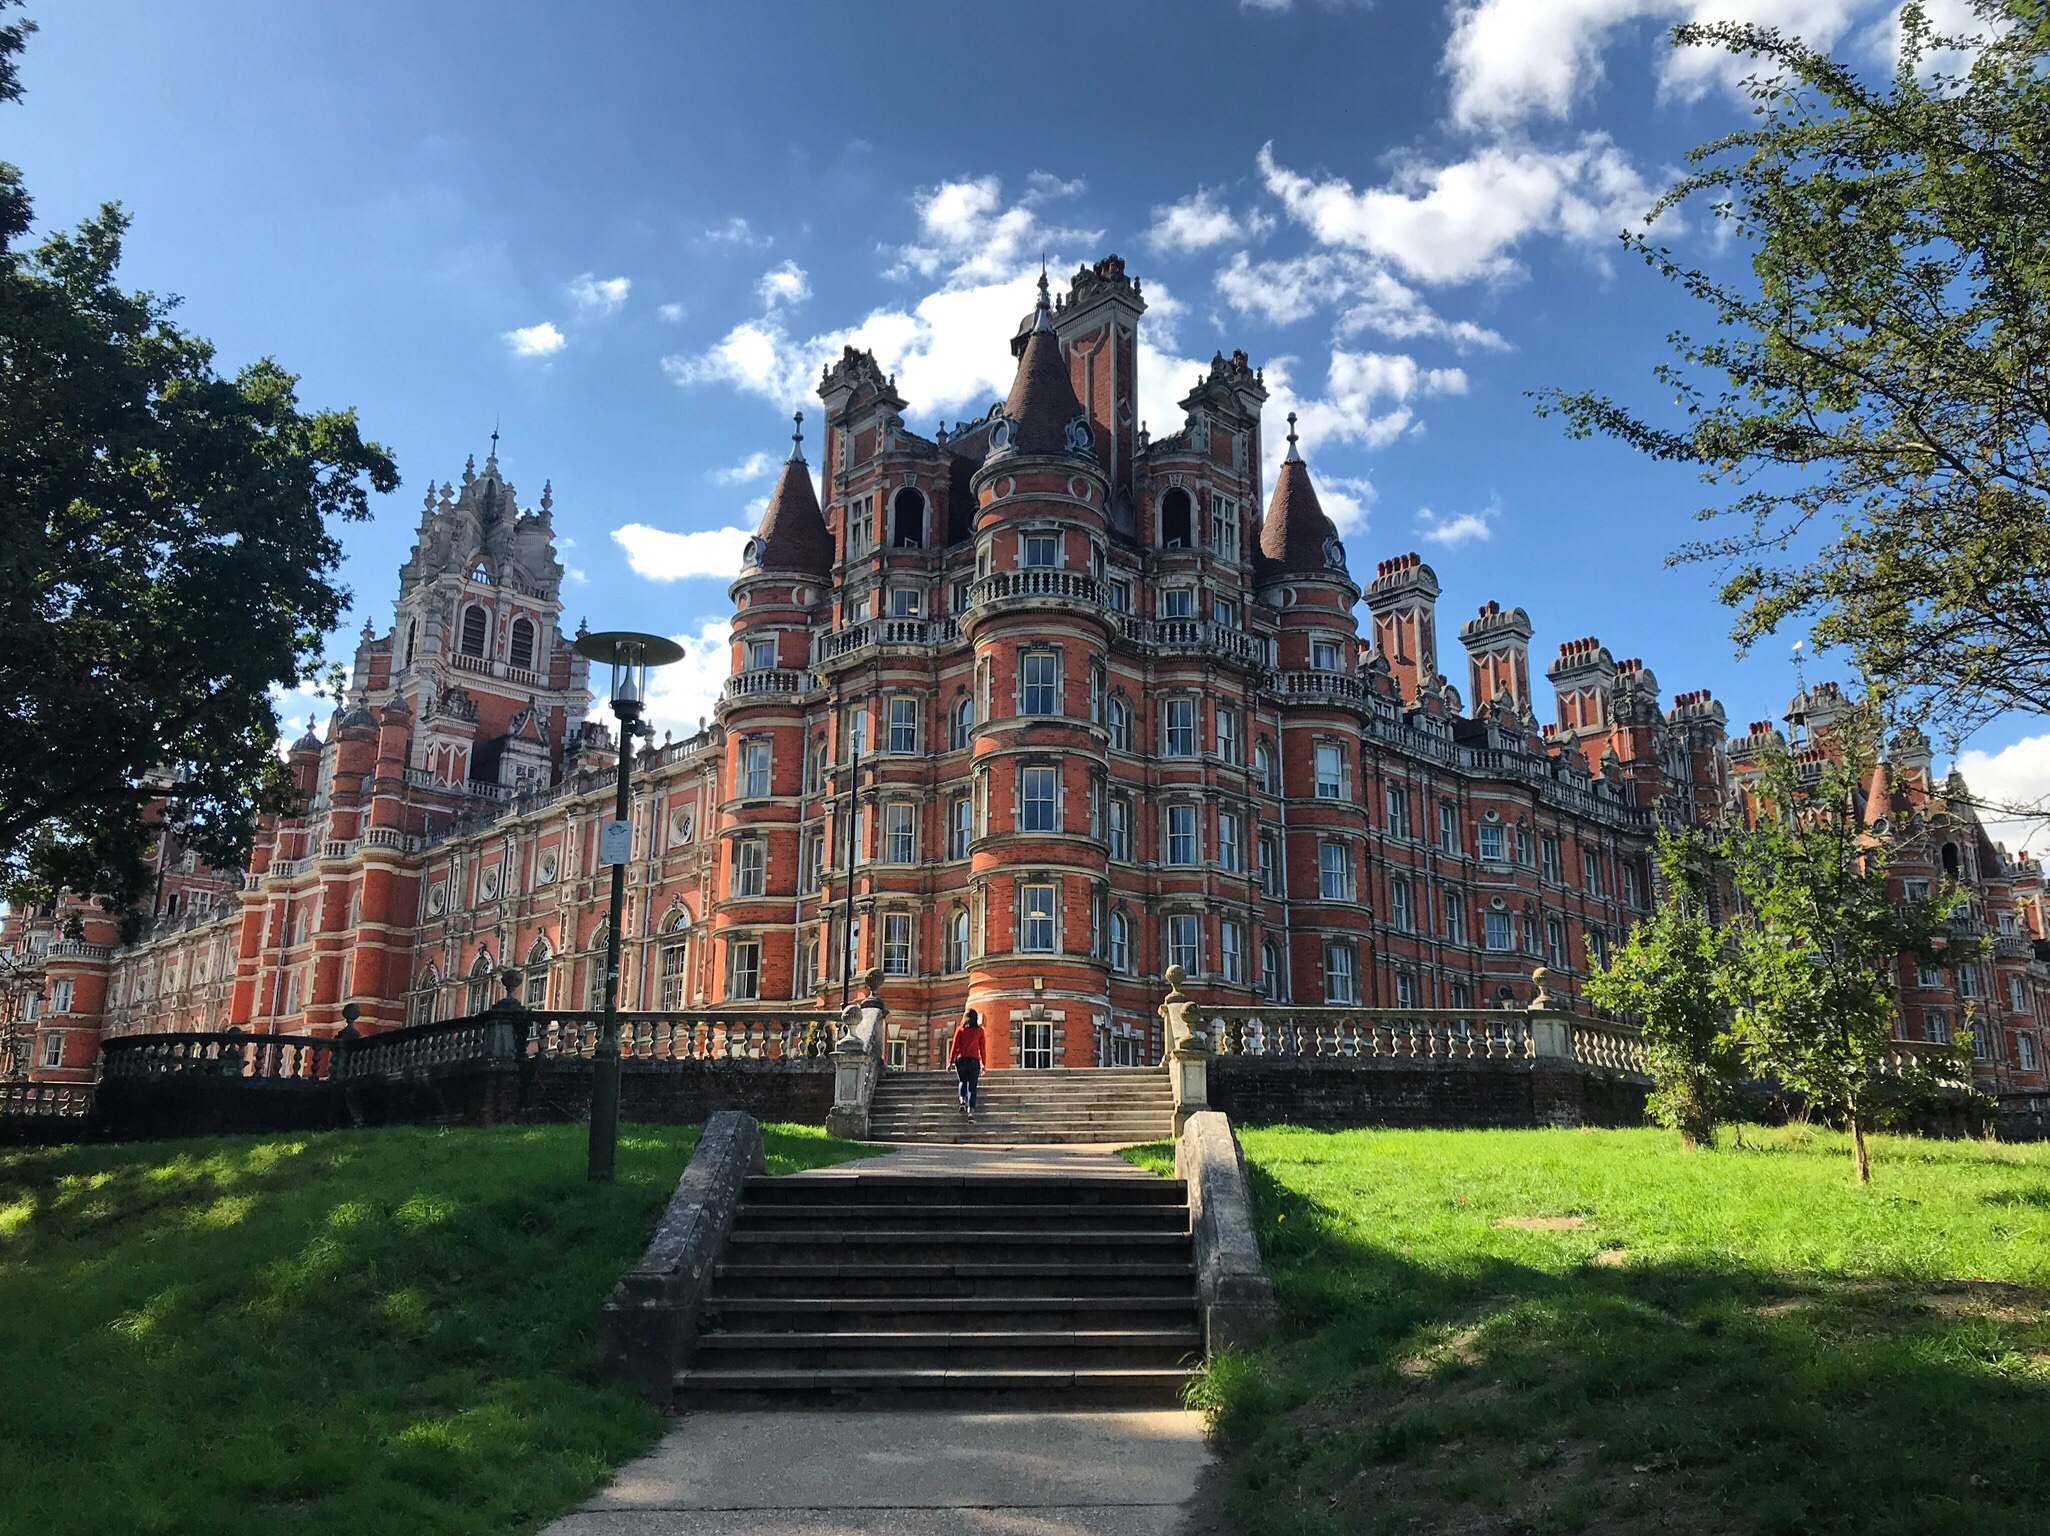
[{"x1": 13, "y1": 0, "x2": 2043, "y2": 836}]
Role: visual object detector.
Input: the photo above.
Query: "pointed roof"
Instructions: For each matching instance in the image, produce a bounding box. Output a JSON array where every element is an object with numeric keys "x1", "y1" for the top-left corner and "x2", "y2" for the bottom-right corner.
[
  {"x1": 999, "y1": 272, "x2": 1091, "y2": 458},
  {"x1": 1259, "y1": 414, "x2": 1342, "y2": 574},
  {"x1": 749, "y1": 413, "x2": 833, "y2": 575}
]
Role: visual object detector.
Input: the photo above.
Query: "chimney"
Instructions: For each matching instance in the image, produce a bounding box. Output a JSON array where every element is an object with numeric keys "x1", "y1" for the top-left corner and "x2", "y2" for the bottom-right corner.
[
  {"x1": 1545, "y1": 636, "x2": 1618, "y2": 739},
  {"x1": 1364, "y1": 552, "x2": 1440, "y2": 705},
  {"x1": 1458, "y1": 600, "x2": 1533, "y2": 714}
]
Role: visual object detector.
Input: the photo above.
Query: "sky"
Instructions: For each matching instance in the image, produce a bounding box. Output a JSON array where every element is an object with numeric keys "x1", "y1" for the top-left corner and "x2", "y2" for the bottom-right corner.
[{"x1": 11, "y1": 0, "x2": 2044, "y2": 844}]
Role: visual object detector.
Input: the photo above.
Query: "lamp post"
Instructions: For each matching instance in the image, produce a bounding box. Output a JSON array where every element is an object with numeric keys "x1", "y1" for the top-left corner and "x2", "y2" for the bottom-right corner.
[{"x1": 572, "y1": 629, "x2": 684, "y2": 1183}]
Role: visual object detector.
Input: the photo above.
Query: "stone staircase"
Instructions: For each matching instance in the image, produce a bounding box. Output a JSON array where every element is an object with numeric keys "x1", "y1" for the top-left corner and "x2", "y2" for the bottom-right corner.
[
  {"x1": 675, "y1": 1170, "x2": 1202, "y2": 1406},
  {"x1": 867, "y1": 1067, "x2": 1176, "y2": 1145}
]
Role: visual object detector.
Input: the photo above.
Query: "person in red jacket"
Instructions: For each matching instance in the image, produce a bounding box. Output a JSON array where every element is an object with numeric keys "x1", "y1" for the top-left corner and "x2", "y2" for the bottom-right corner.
[{"x1": 947, "y1": 1008, "x2": 987, "y2": 1116}]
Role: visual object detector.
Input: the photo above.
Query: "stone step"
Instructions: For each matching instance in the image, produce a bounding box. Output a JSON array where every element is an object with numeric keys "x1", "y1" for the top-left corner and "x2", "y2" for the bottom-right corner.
[
  {"x1": 691, "y1": 1328, "x2": 1202, "y2": 1372},
  {"x1": 711, "y1": 1261, "x2": 1199, "y2": 1300},
  {"x1": 706, "y1": 1296, "x2": 1200, "y2": 1333},
  {"x1": 673, "y1": 1365, "x2": 1192, "y2": 1408},
  {"x1": 724, "y1": 1230, "x2": 1192, "y2": 1267},
  {"x1": 743, "y1": 1175, "x2": 1187, "y2": 1205},
  {"x1": 866, "y1": 1130, "x2": 1170, "y2": 1146},
  {"x1": 733, "y1": 1203, "x2": 1190, "y2": 1233}
]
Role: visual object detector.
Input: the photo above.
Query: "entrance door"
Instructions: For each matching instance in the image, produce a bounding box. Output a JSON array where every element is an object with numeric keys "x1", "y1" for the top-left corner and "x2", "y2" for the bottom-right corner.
[{"x1": 1020, "y1": 1020, "x2": 1055, "y2": 1069}]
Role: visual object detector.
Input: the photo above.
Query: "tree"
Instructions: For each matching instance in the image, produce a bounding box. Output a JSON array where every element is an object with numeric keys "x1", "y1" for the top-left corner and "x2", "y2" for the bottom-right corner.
[
  {"x1": 1586, "y1": 828, "x2": 1741, "y2": 1149},
  {"x1": 1715, "y1": 713, "x2": 1976, "y2": 1182},
  {"x1": 1536, "y1": 2, "x2": 2050, "y2": 745},
  {"x1": 0, "y1": 4, "x2": 397, "y2": 918}
]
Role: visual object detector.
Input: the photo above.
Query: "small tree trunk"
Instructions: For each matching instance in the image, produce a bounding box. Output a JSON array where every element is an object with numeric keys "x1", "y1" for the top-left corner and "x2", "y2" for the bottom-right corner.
[{"x1": 1850, "y1": 1116, "x2": 1870, "y2": 1184}]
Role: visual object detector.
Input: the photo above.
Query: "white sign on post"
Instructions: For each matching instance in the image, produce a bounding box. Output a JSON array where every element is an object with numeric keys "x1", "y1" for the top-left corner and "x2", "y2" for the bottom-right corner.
[{"x1": 597, "y1": 820, "x2": 632, "y2": 866}]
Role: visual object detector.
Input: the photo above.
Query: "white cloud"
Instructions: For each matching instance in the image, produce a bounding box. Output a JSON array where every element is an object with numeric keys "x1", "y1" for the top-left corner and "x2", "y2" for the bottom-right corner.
[
  {"x1": 711, "y1": 451, "x2": 780, "y2": 486},
  {"x1": 640, "y1": 618, "x2": 736, "y2": 742},
  {"x1": 1144, "y1": 189, "x2": 1275, "y2": 254},
  {"x1": 1259, "y1": 350, "x2": 1468, "y2": 480},
  {"x1": 1953, "y1": 734, "x2": 2050, "y2": 857},
  {"x1": 568, "y1": 273, "x2": 631, "y2": 316},
  {"x1": 1416, "y1": 493, "x2": 1503, "y2": 547},
  {"x1": 888, "y1": 174, "x2": 1103, "y2": 287},
  {"x1": 705, "y1": 217, "x2": 772, "y2": 248},
  {"x1": 610, "y1": 521, "x2": 757, "y2": 581},
  {"x1": 1215, "y1": 249, "x2": 1509, "y2": 349},
  {"x1": 503, "y1": 321, "x2": 566, "y2": 358},
  {"x1": 1317, "y1": 474, "x2": 1378, "y2": 536},
  {"x1": 756, "y1": 260, "x2": 812, "y2": 309},
  {"x1": 1259, "y1": 137, "x2": 1658, "y2": 285},
  {"x1": 658, "y1": 302, "x2": 687, "y2": 322}
]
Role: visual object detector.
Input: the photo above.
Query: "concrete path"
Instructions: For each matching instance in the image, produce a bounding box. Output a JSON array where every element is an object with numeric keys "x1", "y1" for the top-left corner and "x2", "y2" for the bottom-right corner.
[
  {"x1": 540, "y1": 1408, "x2": 1214, "y2": 1535},
  {"x1": 800, "y1": 1143, "x2": 1162, "y2": 1178}
]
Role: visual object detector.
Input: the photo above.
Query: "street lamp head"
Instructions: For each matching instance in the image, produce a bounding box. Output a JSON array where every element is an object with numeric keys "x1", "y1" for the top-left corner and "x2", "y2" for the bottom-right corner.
[{"x1": 573, "y1": 630, "x2": 684, "y2": 718}]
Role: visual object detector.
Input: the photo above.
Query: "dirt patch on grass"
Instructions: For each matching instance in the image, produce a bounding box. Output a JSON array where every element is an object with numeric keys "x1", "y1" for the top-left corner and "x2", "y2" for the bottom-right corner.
[
  {"x1": 1917, "y1": 1278, "x2": 2050, "y2": 1324},
  {"x1": 1590, "y1": 1246, "x2": 1629, "y2": 1267},
  {"x1": 1493, "y1": 1215, "x2": 1590, "y2": 1230},
  {"x1": 1398, "y1": 1325, "x2": 1486, "y2": 1380}
]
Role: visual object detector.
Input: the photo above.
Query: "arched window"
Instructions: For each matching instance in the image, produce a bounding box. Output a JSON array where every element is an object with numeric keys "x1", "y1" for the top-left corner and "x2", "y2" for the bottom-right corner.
[
  {"x1": 1253, "y1": 740, "x2": 1275, "y2": 795},
  {"x1": 509, "y1": 616, "x2": 535, "y2": 670},
  {"x1": 1942, "y1": 842, "x2": 1962, "y2": 878},
  {"x1": 946, "y1": 907, "x2": 972, "y2": 972},
  {"x1": 460, "y1": 604, "x2": 488, "y2": 658},
  {"x1": 891, "y1": 487, "x2": 925, "y2": 548},
  {"x1": 1109, "y1": 909, "x2": 1132, "y2": 975},
  {"x1": 404, "y1": 618, "x2": 418, "y2": 667},
  {"x1": 658, "y1": 908, "x2": 690, "y2": 1009},
  {"x1": 1160, "y1": 487, "x2": 1194, "y2": 548},
  {"x1": 1260, "y1": 938, "x2": 1283, "y2": 1000},
  {"x1": 949, "y1": 694, "x2": 974, "y2": 752},
  {"x1": 524, "y1": 936, "x2": 551, "y2": 1006},
  {"x1": 466, "y1": 950, "x2": 495, "y2": 1015},
  {"x1": 471, "y1": 562, "x2": 490, "y2": 582},
  {"x1": 1105, "y1": 696, "x2": 1132, "y2": 753}
]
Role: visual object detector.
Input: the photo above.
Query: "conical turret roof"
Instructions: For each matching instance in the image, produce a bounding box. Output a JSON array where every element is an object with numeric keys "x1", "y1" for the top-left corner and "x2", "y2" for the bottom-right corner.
[
  {"x1": 749, "y1": 414, "x2": 833, "y2": 575},
  {"x1": 999, "y1": 273, "x2": 1091, "y2": 458},
  {"x1": 1259, "y1": 414, "x2": 1342, "y2": 574}
]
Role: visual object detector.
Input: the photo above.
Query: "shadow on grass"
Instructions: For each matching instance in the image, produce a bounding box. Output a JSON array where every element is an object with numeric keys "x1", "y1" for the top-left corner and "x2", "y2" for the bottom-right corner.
[
  {"x1": 1200, "y1": 1161, "x2": 2050, "y2": 1536},
  {"x1": 0, "y1": 1121, "x2": 864, "y2": 1536}
]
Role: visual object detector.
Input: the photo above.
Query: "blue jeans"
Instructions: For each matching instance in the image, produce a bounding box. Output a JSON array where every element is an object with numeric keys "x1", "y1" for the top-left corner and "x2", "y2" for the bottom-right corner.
[{"x1": 955, "y1": 1058, "x2": 980, "y2": 1110}]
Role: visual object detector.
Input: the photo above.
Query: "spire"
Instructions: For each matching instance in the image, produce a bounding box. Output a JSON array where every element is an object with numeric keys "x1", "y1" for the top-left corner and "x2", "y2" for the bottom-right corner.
[
  {"x1": 1259, "y1": 418, "x2": 1343, "y2": 575},
  {"x1": 750, "y1": 429, "x2": 833, "y2": 575},
  {"x1": 1033, "y1": 265, "x2": 1053, "y2": 332},
  {"x1": 486, "y1": 421, "x2": 500, "y2": 470},
  {"x1": 788, "y1": 410, "x2": 806, "y2": 463},
  {"x1": 997, "y1": 275, "x2": 1092, "y2": 459}
]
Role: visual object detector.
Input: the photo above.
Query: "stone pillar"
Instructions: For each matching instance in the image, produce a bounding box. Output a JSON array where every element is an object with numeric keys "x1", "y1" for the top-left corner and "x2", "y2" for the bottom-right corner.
[
  {"x1": 1526, "y1": 965, "x2": 1586, "y2": 1127},
  {"x1": 827, "y1": 971, "x2": 886, "y2": 1139},
  {"x1": 1160, "y1": 965, "x2": 1212, "y2": 1132}
]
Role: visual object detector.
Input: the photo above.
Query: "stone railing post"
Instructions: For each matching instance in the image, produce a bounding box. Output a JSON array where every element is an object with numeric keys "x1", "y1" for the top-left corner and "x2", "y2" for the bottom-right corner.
[
  {"x1": 1525, "y1": 966, "x2": 1587, "y2": 1127},
  {"x1": 826, "y1": 970, "x2": 887, "y2": 1139},
  {"x1": 1160, "y1": 965, "x2": 1212, "y2": 1132}
]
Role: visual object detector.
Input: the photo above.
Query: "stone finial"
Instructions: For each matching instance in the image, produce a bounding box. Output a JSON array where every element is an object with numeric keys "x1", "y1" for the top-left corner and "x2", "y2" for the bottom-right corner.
[
  {"x1": 1530, "y1": 966, "x2": 1554, "y2": 1010},
  {"x1": 1163, "y1": 963, "x2": 1187, "y2": 1000}
]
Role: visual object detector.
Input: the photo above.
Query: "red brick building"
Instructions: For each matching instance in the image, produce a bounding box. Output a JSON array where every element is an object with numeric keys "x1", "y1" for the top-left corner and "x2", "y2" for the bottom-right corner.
[{"x1": 6, "y1": 254, "x2": 2048, "y2": 1098}]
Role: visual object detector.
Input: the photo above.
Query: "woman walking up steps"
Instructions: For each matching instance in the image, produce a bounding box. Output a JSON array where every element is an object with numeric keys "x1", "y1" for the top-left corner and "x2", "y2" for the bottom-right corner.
[{"x1": 948, "y1": 1008, "x2": 987, "y2": 1117}]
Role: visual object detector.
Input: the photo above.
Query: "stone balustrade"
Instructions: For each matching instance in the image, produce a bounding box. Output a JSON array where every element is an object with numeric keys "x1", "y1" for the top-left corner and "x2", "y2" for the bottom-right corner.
[{"x1": 0, "y1": 1081, "x2": 94, "y2": 1119}]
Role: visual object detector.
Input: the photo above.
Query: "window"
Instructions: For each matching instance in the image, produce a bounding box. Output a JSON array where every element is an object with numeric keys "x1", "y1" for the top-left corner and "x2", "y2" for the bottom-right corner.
[
  {"x1": 1311, "y1": 639, "x2": 1342, "y2": 672},
  {"x1": 1021, "y1": 766, "x2": 1059, "y2": 833},
  {"x1": 1210, "y1": 494, "x2": 1240, "y2": 557},
  {"x1": 1220, "y1": 920, "x2": 1246, "y2": 984},
  {"x1": 1021, "y1": 1020, "x2": 1055, "y2": 1069},
  {"x1": 1486, "y1": 910, "x2": 1514, "y2": 952},
  {"x1": 1314, "y1": 743, "x2": 1344, "y2": 800},
  {"x1": 800, "y1": 830, "x2": 824, "y2": 893},
  {"x1": 1021, "y1": 651, "x2": 1059, "y2": 715},
  {"x1": 1546, "y1": 917, "x2": 1568, "y2": 969},
  {"x1": 2020, "y1": 1033, "x2": 2039, "y2": 1072},
  {"x1": 1622, "y1": 861, "x2": 1641, "y2": 909},
  {"x1": 1477, "y1": 824, "x2": 1505, "y2": 863},
  {"x1": 1106, "y1": 697, "x2": 1132, "y2": 751},
  {"x1": 1108, "y1": 795, "x2": 1131, "y2": 861},
  {"x1": 510, "y1": 617, "x2": 536, "y2": 671},
  {"x1": 1164, "y1": 698, "x2": 1197, "y2": 756},
  {"x1": 659, "y1": 936, "x2": 690, "y2": 1009},
  {"x1": 1161, "y1": 587, "x2": 1195, "y2": 619},
  {"x1": 891, "y1": 487, "x2": 924, "y2": 547},
  {"x1": 2001, "y1": 910, "x2": 2020, "y2": 936},
  {"x1": 1515, "y1": 824, "x2": 1533, "y2": 865},
  {"x1": 798, "y1": 933, "x2": 819, "y2": 995},
  {"x1": 1904, "y1": 877, "x2": 1932, "y2": 902},
  {"x1": 946, "y1": 694, "x2": 975, "y2": 752},
  {"x1": 740, "y1": 739, "x2": 771, "y2": 798},
  {"x1": 1394, "y1": 972, "x2": 1418, "y2": 1009},
  {"x1": 1438, "y1": 803, "x2": 1460, "y2": 854},
  {"x1": 884, "y1": 803, "x2": 916, "y2": 863},
  {"x1": 1212, "y1": 597, "x2": 1237, "y2": 628},
  {"x1": 948, "y1": 795, "x2": 973, "y2": 859},
  {"x1": 460, "y1": 604, "x2": 487, "y2": 658},
  {"x1": 1253, "y1": 742, "x2": 1275, "y2": 794},
  {"x1": 1319, "y1": 840, "x2": 1353, "y2": 900},
  {"x1": 49, "y1": 979, "x2": 72, "y2": 1013},
  {"x1": 848, "y1": 495, "x2": 875, "y2": 554},
  {"x1": 732, "y1": 839, "x2": 765, "y2": 897},
  {"x1": 726, "y1": 939, "x2": 761, "y2": 1001},
  {"x1": 1166, "y1": 804, "x2": 1199, "y2": 865},
  {"x1": 1167, "y1": 913, "x2": 1200, "y2": 973},
  {"x1": 1020, "y1": 883, "x2": 1058, "y2": 952},
  {"x1": 1522, "y1": 909, "x2": 1540, "y2": 953},
  {"x1": 1390, "y1": 878, "x2": 1413, "y2": 932},
  {"x1": 586, "y1": 959, "x2": 608, "y2": 1011},
  {"x1": 1023, "y1": 533, "x2": 1060, "y2": 568},
  {"x1": 882, "y1": 913, "x2": 913, "y2": 976},
  {"x1": 1916, "y1": 963, "x2": 1941, "y2": 989},
  {"x1": 525, "y1": 964, "x2": 548, "y2": 1007},
  {"x1": 1385, "y1": 786, "x2": 1411, "y2": 838},
  {"x1": 886, "y1": 586, "x2": 920, "y2": 619},
  {"x1": 848, "y1": 704, "x2": 868, "y2": 758},
  {"x1": 1925, "y1": 1010, "x2": 1950, "y2": 1044},
  {"x1": 808, "y1": 737, "x2": 828, "y2": 793},
  {"x1": 1216, "y1": 708, "x2": 1240, "y2": 765},
  {"x1": 40, "y1": 1032, "x2": 63, "y2": 1069},
  {"x1": 747, "y1": 637, "x2": 777, "y2": 671},
  {"x1": 888, "y1": 697, "x2": 919, "y2": 754},
  {"x1": 1322, "y1": 942, "x2": 1357, "y2": 1004},
  {"x1": 1106, "y1": 577, "x2": 1132, "y2": 613},
  {"x1": 1444, "y1": 894, "x2": 1467, "y2": 944},
  {"x1": 1161, "y1": 487, "x2": 1194, "y2": 547},
  {"x1": 1218, "y1": 812, "x2": 1244, "y2": 873},
  {"x1": 1586, "y1": 930, "x2": 1608, "y2": 968},
  {"x1": 1583, "y1": 849, "x2": 1603, "y2": 895},
  {"x1": 1539, "y1": 834, "x2": 1561, "y2": 884},
  {"x1": 2011, "y1": 976, "x2": 2027, "y2": 1013},
  {"x1": 946, "y1": 909, "x2": 972, "y2": 972},
  {"x1": 849, "y1": 807, "x2": 866, "y2": 865},
  {"x1": 1958, "y1": 965, "x2": 1981, "y2": 1000},
  {"x1": 1261, "y1": 938, "x2": 1285, "y2": 1000},
  {"x1": 1109, "y1": 910, "x2": 1132, "y2": 974},
  {"x1": 1259, "y1": 832, "x2": 1281, "y2": 898}
]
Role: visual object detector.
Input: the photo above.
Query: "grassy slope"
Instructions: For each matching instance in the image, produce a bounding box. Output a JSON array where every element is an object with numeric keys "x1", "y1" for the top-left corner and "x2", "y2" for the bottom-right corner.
[
  {"x1": 0, "y1": 1122, "x2": 867, "y2": 1536},
  {"x1": 1130, "y1": 1126, "x2": 2050, "y2": 1536}
]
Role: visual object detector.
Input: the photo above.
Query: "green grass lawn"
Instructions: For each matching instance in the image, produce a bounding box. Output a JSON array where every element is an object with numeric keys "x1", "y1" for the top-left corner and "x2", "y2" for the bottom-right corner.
[
  {"x1": 0, "y1": 1121, "x2": 867, "y2": 1536},
  {"x1": 1130, "y1": 1125, "x2": 2050, "y2": 1536}
]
